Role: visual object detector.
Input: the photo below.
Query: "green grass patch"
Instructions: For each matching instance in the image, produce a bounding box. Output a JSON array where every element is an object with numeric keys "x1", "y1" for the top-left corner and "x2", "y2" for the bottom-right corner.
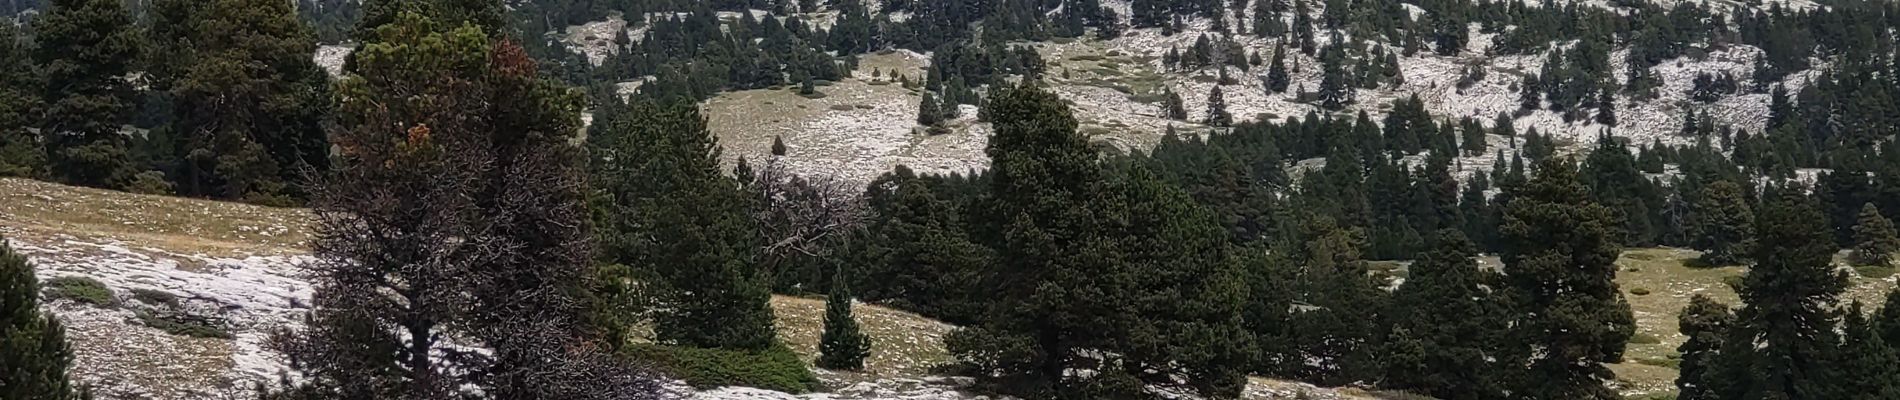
[
  {"x1": 798, "y1": 91, "x2": 829, "y2": 99},
  {"x1": 1629, "y1": 332, "x2": 1663, "y2": 345},
  {"x1": 828, "y1": 104, "x2": 857, "y2": 111},
  {"x1": 136, "y1": 311, "x2": 232, "y2": 339},
  {"x1": 1069, "y1": 54, "x2": 1105, "y2": 62},
  {"x1": 1856, "y1": 265, "x2": 1897, "y2": 279},
  {"x1": 627, "y1": 343, "x2": 820, "y2": 393},
  {"x1": 43, "y1": 276, "x2": 114, "y2": 307},
  {"x1": 130, "y1": 288, "x2": 181, "y2": 307},
  {"x1": 1630, "y1": 287, "x2": 1652, "y2": 296}
]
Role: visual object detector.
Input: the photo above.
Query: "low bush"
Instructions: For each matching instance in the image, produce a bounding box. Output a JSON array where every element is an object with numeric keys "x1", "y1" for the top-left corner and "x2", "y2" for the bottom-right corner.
[
  {"x1": 626, "y1": 343, "x2": 819, "y2": 394},
  {"x1": 43, "y1": 276, "x2": 114, "y2": 307},
  {"x1": 136, "y1": 311, "x2": 233, "y2": 339},
  {"x1": 130, "y1": 288, "x2": 181, "y2": 307}
]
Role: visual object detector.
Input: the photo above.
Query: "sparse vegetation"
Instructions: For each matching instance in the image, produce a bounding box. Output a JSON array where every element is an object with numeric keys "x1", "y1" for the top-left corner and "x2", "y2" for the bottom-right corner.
[
  {"x1": 625, "y1": 344, "x2": 820, "y2": 393},
  {"x1": 43, "y1": 276, "x2": 114, "y2": 307},
  {"x1": 136, "y1": 311, "x2": 232, "y2": 339},
  {"x1": 130, "y1": 288, "x2": 180, "y2": 307}
]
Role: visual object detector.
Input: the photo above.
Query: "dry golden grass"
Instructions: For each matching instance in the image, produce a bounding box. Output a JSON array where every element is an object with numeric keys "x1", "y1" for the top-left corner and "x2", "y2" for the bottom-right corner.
[
  {"x1": 0, "y1": 178, "x2": 310, "y2": 257},
  {"x1": 1608, "y1": 247, "x2": 1896, "y2": 397},
  {"x1": 769, "y1": 295, "x2": 954, "y2": 379}
]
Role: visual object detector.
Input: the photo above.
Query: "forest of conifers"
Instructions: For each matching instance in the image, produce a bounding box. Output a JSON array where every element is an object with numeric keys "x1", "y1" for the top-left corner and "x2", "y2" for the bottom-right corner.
[{"x1": 4, "y1": 0, "x2": 1900, "y2": 399}]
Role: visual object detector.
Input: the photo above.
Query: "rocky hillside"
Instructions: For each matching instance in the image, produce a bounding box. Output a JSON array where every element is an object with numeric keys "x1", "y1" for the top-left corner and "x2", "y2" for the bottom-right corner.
[
  {"x1": 2, "y1": 177, "x2": 1396, "y2": 400},
  {"x1": 533, "y1": 0, "x2": 1837, "y2": 188}
]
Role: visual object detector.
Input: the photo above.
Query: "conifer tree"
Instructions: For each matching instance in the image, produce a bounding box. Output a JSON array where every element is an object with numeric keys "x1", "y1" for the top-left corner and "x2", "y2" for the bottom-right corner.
[
  {"x1": 151, "y1": 0, "x2": 333, "y2": 204},
  {"x1": 817, "y1": 273, "x2": 871, "y2": 371},
  {"x1": 1285, "y1": 216, "x2": 1385, "y2": 385},
  {"x1": 1165, "y1": 89, "x2": 1189, "y2": 120},
  {"x1": 771, "y1": 135, "x2": 788, "y2": 157},
  {"x1": 1691, "y1": 180, "x2": 1753, "y2": 266},
  {"x1": 593, "y1": 98, "x2": 775, "y2": 351},
  {"x1": 1594, "y1": 91, "x2": 1617, "y2": 126},
  {"x1": 1206, "y1": 85, "x2": 1233, "y2": 127},
  {"x1": 1675, "y1": 294, "x2": 1734, "y2": 400},
  {"x1": 32, "y1": 0, "x2": 143, "y2": 189},
  {"x1": 1380, "y1": 231, "x2": 1505, "y2": 399},
  {"x1": 1318, "y1": 50, "x2": 1352, "y2": 110},
  {"x1": 276, "y1": 11, "x2": 664, "y2": 398},
  {"x1": 1517, "y1": 74, "x2": 1541, "y2": 111},
  {"x1": 1266, "y1": 44, "x2": 1290, "y2": 93},
  {"x1": 1840, "y1": 302, "x2": 1900, "y2": 400},
  {"x1": 0, "y1": 23, "x2": 43, "y2": 178},
  {"x1": 1580, "y1": 133, "x2": 1660, "y2": 246},
  {"x1": 918, "y1": 91, "x2": 942, "y2": 126},
  {"x1": 948, "y1": 84, "x2": 1250, "y2": 398},
  {"x1": 1460, "y1": 119, "x2": 1488, "y2": 156},
  {"x1": 856, "y1": 167, "x2": 990, "y2": 324},
  {"x1": 1493, "y1": 112, "x2": 1516, "y2": 143},
  {"x1": 1, "y1": 234, "x2": 91, "y2": 400},
  {"x1": 1499, "y1": 158, "x2": 1633, "y2": 399},
  {"x1": 1707, "y1": 192, "x2": 1849, "y2": 400},
  {"x1": 1852, "y1": 203, "x2": 1899, "y2": 267}
]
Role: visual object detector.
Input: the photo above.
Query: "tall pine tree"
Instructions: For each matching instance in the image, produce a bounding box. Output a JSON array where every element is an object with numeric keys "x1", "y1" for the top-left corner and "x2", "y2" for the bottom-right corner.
[
  {"x1": 591, "y1": 98, "x2": 776, "y2": 350},
  {"x1": 0, "y1": 22, "x2": 44, "y2": 178},
  {"x1": 1706, "y1": 192, "x2": 1849, "y2": 400},
  {"x1": 1675, "y1": 294, "x2": 1734, "y2": 400},
  {"x1": 151, "y1": 0, "x2": 333, "y2": 204},
  {"x1": 1852, "y1": 203, "x2": 1899, "y2": 267},
  {"x1": 1499, "y1": 158, "x2": 1634, "y2": 399},
  {"x1": 1379, "y1": 230, "x2": 1506, "y2": 399},
  {"x1": 1690, "y1": 180, "x2": 1753, "y2": 266},
  {"x1": 948, "y1": 84, "x2": 1249, "y2": 398},
  {"x1": 32, "y1": 0, "x2": 143, "y2": 189},
  {"x1": 1206, "y1": 85, "x2": 1233, "y2": 126}
]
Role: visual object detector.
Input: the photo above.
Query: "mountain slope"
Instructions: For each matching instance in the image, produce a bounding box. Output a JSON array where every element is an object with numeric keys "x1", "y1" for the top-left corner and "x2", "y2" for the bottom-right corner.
[{"x1": 4, "y1": 177, "x2": 1398, "y2": 399}]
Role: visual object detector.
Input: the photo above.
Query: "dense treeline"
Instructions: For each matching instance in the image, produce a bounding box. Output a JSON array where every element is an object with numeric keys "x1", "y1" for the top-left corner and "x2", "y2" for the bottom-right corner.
[
  {"x1": 842, "y1": 83, "x2": 1900, "y2": 399},
  {"x1": 6, "y1": 0, "x2": 1898, "y2": 202}
]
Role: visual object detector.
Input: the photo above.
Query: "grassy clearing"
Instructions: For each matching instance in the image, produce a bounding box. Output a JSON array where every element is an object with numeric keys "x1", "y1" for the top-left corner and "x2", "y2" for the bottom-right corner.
[
  {"x1": 1608, "y1": 247, "x2": 1896, "y2": 395},
  {"x1": 769, "y1": 295, "x2": 954, "y2": 379},
  {"x1": 0, "y1": 178, "x2": 309, "y2": 257}
]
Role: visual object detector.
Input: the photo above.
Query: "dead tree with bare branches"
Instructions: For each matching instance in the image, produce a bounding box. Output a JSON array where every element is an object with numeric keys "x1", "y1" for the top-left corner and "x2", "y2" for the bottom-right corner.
[{"x1": 741, "y1": 158, "x2": 868, "y2": 293}]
